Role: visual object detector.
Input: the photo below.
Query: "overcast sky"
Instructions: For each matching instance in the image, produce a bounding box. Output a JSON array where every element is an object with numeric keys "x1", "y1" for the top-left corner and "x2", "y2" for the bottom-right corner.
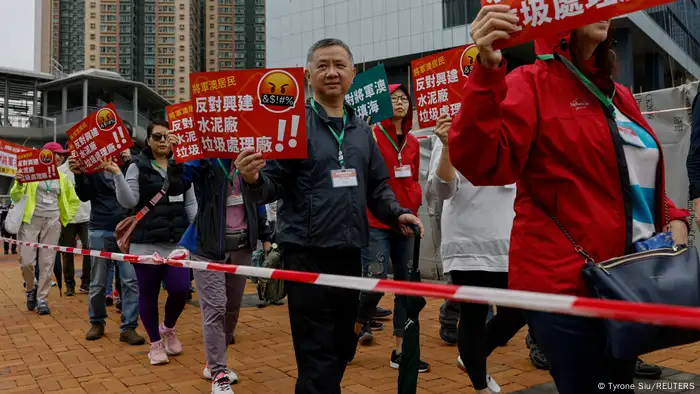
[{"x1": 0, "y1": 0, "x2": 35, "y2": 71}]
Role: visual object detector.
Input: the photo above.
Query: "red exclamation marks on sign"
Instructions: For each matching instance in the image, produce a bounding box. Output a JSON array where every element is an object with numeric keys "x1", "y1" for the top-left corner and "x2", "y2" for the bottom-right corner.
[
  {"x1": 113, "y1": 126, "x2": 127, "y2": 149},
  {"x1": 275, "y1": 119, "x2": 286, "y2": 152},
  {"x1": 288, "y1": 115, "x2": 300, "y2": 148}
]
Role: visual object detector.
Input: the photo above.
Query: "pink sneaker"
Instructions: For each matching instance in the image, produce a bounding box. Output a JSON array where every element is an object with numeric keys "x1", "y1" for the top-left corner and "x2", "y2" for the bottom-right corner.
[
  {"x1": 148, "y1": 341, "x2": 169, "y2": 365},
  {"x1": 159, "y1": 323, "x2": 182, "y2": 356}
]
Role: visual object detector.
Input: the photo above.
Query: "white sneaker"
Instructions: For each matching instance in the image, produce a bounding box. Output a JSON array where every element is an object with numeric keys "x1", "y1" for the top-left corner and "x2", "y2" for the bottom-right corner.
[
  {"x1": 148, "y1": 341, "x2": 169, "y2": 365},
  {"x1": 486, "y1": 374, "x2": 501, "y2": 393},
  {"x1": 457, "y1": 357, "x2": 500, "y2": 394},
  {"x1": 211, "y1": 372, "x2": 234, "y2": 394},
  {"x1": 203, "y1": 363, "x2": 239, "y2": 384}
]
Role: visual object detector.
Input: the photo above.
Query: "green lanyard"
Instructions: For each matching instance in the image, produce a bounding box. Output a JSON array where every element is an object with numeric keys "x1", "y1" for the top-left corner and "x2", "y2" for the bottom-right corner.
[
  {"x1": 151, "y1": 160, "x2": 164, "y2": 171},
  {"x1": 43, "y1": 181, "x2": 52, "y2": 193},
  {"x1": 217, "y1": 159, "x2": 238, "y2": 185},
  {"x1": 378, "y1": 124, "x2": 408, "y2": 164},
  {"x1": 537, "y1": 53, "x2": 616, "y2": 115},
  {"x1": 311, "y1": 100, "x2": 347, "y2": 168}
]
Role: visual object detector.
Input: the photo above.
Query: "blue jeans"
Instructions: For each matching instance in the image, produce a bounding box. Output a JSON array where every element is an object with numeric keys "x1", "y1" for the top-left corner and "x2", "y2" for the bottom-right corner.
[
  {"x1": 88, "y1": 230, "x2": 139, "y2": 331},
  {"x1": 526, "y1": 311, "x2": 636, "y2": 394},
  {"x1": 357, "y1": 228, "x2": 413, "y2": 336}
]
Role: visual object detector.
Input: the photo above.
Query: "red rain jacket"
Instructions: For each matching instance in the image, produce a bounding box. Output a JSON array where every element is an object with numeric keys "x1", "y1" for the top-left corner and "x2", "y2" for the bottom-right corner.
[
  {"x1": 368, "y1": 84, "x2": 422, "y2": 230},
  {"x1": 448, "y1": 34, "x2": 689, "y2": 296}
]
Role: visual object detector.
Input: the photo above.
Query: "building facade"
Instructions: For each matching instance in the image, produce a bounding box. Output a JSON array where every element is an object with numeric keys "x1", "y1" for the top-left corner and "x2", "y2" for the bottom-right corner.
[
  {"x1": 266, "y1": 0, "x2": 700, "y2": 93},
  {"x1": 47, "y1": 0, "x2": 266, "y2": 105}
]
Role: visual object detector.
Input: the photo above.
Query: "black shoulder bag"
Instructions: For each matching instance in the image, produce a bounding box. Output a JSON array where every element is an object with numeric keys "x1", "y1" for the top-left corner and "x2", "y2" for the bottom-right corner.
[{"x1": 537, "y1": 53, "x2": 700, "y2": 359}]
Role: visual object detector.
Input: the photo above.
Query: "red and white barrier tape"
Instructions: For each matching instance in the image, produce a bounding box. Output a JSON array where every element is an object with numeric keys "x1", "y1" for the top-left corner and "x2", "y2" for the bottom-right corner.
[{"x1": 7, "y1": 237, "x2": 700, "y2": 330}]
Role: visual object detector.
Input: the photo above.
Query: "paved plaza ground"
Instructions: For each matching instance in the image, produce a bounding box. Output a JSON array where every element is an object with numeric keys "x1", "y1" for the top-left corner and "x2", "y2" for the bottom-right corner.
[{"x1": 2, "y1": 253, "x2": 700, "y2": 393}]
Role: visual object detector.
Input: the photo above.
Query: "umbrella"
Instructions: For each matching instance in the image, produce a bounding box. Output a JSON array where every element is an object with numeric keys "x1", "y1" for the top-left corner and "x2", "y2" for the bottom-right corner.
[
  {"x1": 398, "y1": 225, "x2": 426, "y2": 394},
  {"x1": 53, "y1": 251, "x2": 62, "y2": 296}
]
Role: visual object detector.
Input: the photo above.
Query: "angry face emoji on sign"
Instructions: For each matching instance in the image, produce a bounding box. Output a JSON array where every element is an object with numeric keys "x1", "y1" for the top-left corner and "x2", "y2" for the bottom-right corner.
[{"x1": 257, "y1": 70, "x2": 299, "y2": 113}]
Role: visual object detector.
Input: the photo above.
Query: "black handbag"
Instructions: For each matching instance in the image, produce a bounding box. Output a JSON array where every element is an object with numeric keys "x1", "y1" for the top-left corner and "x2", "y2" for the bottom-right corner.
[{"x1": 537, "y1": 196, "x2": 700, "y2": 359}]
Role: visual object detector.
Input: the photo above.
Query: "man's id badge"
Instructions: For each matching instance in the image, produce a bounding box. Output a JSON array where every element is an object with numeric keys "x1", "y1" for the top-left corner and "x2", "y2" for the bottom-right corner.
[
  {"x1": 169, "y1": 194, "x2": 184, "y2": 203},
  {"x1": 226, "y1": 194, "x2": 244, "y2": 206},
  {"x1": 42, "y1": 196, "x2": 55, "y2": 204},
  {"x1": 394, "y1": 165, "x2": 412, "y2": 178},
  {"x1": 331, "y1": 169, "x2": 358, "y2": 188}
]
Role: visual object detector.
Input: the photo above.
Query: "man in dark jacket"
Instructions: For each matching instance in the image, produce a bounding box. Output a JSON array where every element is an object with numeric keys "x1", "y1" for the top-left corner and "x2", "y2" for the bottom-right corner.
[
  {"x1": 71, "y1": 150, "x2": 145, "y2": 345},
  {"x1": 235, "y1": 38, "x2": 424, "y2": 394},
  {"x1": 177, "y1": 158, "x2": 272, "y2": 394}
]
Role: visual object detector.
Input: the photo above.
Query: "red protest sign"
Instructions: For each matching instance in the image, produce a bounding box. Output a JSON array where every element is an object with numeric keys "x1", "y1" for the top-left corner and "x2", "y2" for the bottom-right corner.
[
  {"x1": 166, "y1": 101, "x2": 205, "y2": 163},
  {"x1": 411, "y1": 45, "x2": 478, "y2": 129},
  {"x1": 0, "y1": 140, "x2": 28, "y2": 177},
  {"x1": 66, "y1": 103, "x2": 134, "y2": 173},
  {"x1": 16, "y1": 149, "x2": 59, "y2": 183},
  {"x1": 190, "y1": 68, "x2": 307, "y2": 159},
  {"x1": 482, "y1": 0, "x2": 675, "y2": 49}
]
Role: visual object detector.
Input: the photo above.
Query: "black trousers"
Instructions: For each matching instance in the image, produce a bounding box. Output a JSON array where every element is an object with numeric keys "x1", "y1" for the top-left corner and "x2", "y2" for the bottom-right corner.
[
  {"x1": 283, "y1": 245, "x2": 361, "y2": 394},
  {"x1": 60, "y1": 222, "x2": 90, "y2": 288},
  {"x1": 451, "y1": 270, "x2": 526, "y2": 390}
]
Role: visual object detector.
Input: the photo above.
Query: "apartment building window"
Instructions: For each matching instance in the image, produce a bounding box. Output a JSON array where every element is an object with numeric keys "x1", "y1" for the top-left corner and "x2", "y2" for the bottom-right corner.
[
  {"x1": 90, "y1": 23, "x2": 96, "y2": 29},
  {"x1": 146, "y1": 78, "x2": 155, "y2": 85},
  {"x1": 145, "y1": 5, "x2": 155, "y2": 12},
  {"x1": 443, "y1": 0, "x2": 481, "y2": 28},
  {"x1": 179, "y1": 35, "x2": 185, "y2": 41},
  {"x1": 255, "y1": 34, "x2": 265, "y2": 41},
  {"x1": 255, "y1": 61, "x2": 264, "y2": 68},
  {"x1": 90, "y1": 44, "x2": 96, "y2": 50},
  {"x1": 236, "y1": 61, "x2": 245, "y2": 68},
  {"x1": 100, "y1": 4, "x2": 117, "y2": 12},
  {"x1": 159, "y1": 37, "x2": 176, "y2": 44},
  {"x1": 220, "y1": 34, "x2": 233, "y2": 40},
  {"x1": 235, "y1": 34, "x2": 246, "y2": 40},
  {"x1": 180, "y1": 14, "x2": 185, "y2": 20},
  {"x1": 159, "y1": 16, "x2": 176, "y2": 23},
  {"x1": 210, "y1": 23, "x2": 215, "y2": 29},
  {"x1": 256, "y1": 51, "x2": 265, "y2": 59},
  {"x1": 180, "y1": 87, "x2": 186, "y2": 94},
  {"x1": 236, "y1": 16, "x2": 245, "y2": 23},
  {"x1": 210, "y1": 32, "x2": 215, "y2": 38},
  {"x1": 180, "y1": 66, "x2": 185, "y2": 72},
  {"x1": 120, "y1": 58, "x2": 131, "y2": 65},
  {"x1": 179, "y1": 56, "x2": 185, "y2": 61},
  {"x1": 255, "y1": 16, "x2": 264, "y2": 23},
  {"x1": 220, "y1": 0, "x2": 233, "y2": 4},
  {"x1": 220, "y1": 16, "x2": 232, "y2": 23},
  {"x1": 90, "y1": 55, "x2": 96, "y2": 61},
  {"x1": 158, "y1": 6, "x2": 176, "y2": 13},
  {"x1": 220, "y1": 7, "x2": 232, "y2": 13},
  {"x1": 90, "y1": 12, "x2": 96, "y2": 18},
  {"x1": 145, "y1": 25, "x2": 156, "y2": 33},
  {"x1": 180, "y1": 77, "x2": 186, "y2": 83},
  {"x1": 120, "y1": 4, "x2": 131, "y2": 12},
  {"x1": 220, "y1": 51, "x2": 233, "y2": 59},
  {"x1": 255, "y1": 0, "x2": 264, "y2": 4},
  {"x1": 255, "y1": 25, "x2": 265, "y2": 32},
  {"x1": 235, "y1": 0, "x2": 244, "y2": 4},
  {"x1": 159, "y1": 26, "x2": 176, "y2": 33},
  {"x1": 255, "y1": 43, "x2": 265, "y2": 50},
  {"x1": 180, "y1": 45, "x2": 185, "y2": 52},
  {"x1": 224, "y1": 25, "x2": 235, "y2": 31},
  {"x1": 90, "y1": 2, "x2": 96, "y2": 8},
  {"x1": 180, "y1": 3, "x2": 185, "y2": 9},
  {"x1": 235, "y1": 43, "x2": 244, "y2": 50},
  {"x1": 158, "y1": 47, "x2": 176, "y2": 55},
  {"x1": 220, "y1": 60, "x2": 233, "y2": 68},
  {"x1": 159, "y1": 57, "x2": 176, "y2": 65},
  {"x1": 120, "y1": 47, "x2": 131, "y2": 54},
  {"x1": 235, "y1": 8, "x2": 244, "y2": 15},
  {"x1": 162, "y1": 68, "x2": 175, "y2": 75},
  {"x1": 255, "y1": 6, "x2": 264, "y2": 14},
  {"x1": 90, "y1": 34, "x2": 96, "y2": 40}
]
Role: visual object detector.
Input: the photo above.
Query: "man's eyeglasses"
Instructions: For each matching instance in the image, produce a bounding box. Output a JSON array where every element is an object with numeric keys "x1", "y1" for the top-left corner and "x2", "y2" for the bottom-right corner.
[
  {"x1": 150, "y1": 134, "x2": 167, "y2": 142},
  {"x1": 391, "y1": 96, "x2": 410, "y2": 104}
]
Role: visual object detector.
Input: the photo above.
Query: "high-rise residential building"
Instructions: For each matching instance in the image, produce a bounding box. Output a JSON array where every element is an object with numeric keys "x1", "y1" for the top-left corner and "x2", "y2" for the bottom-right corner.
[
  {"x1": 201, "y1": 0, "x2": 266, "y2": 72},
  {"x1": 47, "y1": 0, "x2": 265, "y2": 104}
]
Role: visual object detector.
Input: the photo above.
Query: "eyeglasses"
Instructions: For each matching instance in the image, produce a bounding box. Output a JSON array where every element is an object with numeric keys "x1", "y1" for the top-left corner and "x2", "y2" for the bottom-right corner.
[
  {"x1": 150, "y1": 134, "x2": 167, "y2": 142},
  {"x1": 391, "y1": 96, "x2": 410, "y2": 104}
]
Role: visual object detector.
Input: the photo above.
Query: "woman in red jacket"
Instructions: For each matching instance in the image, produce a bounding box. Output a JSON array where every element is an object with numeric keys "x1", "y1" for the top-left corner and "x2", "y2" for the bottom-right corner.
[
  {"x1": 355, "y1": 84, "x2": 429, "y2": 372},
  {"x1": 449, "y1": 5, "x2": 689, "y2": 394}
]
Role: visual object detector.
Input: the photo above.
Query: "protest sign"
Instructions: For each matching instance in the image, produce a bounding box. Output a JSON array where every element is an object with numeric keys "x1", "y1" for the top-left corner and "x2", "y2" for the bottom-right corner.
[
  {"x1": 16, "y1": 149, "x2": 59, "y2": 183},
  {"x1": 166, "y1": 101, "x2": 205, "y2": 163},
  {"x1": 0, "y1": 140, "x2": 28, "y2": 177},
  {"x1": 66, "y1": 103, "x2": 134, "y2": 173},
  {"x1": 482, "y1": 0, "x2": 675, "y2": 49},
  {"x1": 411, "y1": 45, "x2": 478, "y2": 128},
  {"x1": 345, "y1": 64, "x2": 393, "y2": 124},
  {"x1": 190, "y1": 67, "x2": 307, "y2": 159}
]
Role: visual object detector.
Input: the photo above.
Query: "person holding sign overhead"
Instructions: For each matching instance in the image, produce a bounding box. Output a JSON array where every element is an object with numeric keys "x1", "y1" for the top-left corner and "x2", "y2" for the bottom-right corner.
[
  {"x1": 449, "y1": 6, "x2": 689, "y2": 394},
  {"x1": 11, "y1": 142, "x2": 80, "y2": 315},
  {"x1": 235, "y1": 38, "x2": 424, "y2": 394},
  {"x1": 354, "y1": 83, "x2": 431, "y2": 372}
]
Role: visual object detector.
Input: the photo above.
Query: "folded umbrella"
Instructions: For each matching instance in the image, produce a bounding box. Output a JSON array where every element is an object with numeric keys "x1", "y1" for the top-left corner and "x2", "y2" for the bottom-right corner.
[{"x1": 398, "y1": 225, "x2": 426, "y2": 394}]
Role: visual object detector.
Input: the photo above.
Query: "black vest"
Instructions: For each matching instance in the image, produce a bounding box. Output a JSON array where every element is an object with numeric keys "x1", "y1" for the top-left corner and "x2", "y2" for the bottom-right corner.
[{"x1": 130, "y1": 151, "x2": 190, "y2": 244}]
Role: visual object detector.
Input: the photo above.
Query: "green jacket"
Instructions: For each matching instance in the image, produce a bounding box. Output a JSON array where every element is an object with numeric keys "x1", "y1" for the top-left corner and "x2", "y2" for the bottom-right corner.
[{"x1": 10, "y1": 173, "x2": 81, "y2": 227}]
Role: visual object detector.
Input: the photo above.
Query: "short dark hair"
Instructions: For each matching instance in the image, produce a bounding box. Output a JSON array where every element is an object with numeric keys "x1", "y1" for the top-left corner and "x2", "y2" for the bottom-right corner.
[
  {"x1": 146, "y1": 119, "x2": 170, "y2": 140},
  {"x1": 306, "y1": 38, "x2": 353, "y2": 66}
]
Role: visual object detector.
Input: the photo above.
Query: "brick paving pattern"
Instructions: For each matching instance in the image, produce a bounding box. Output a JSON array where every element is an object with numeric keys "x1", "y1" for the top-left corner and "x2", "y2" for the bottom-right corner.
[{"x1": 1, "y1": 253, "x2": 700, "y2": 393}]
